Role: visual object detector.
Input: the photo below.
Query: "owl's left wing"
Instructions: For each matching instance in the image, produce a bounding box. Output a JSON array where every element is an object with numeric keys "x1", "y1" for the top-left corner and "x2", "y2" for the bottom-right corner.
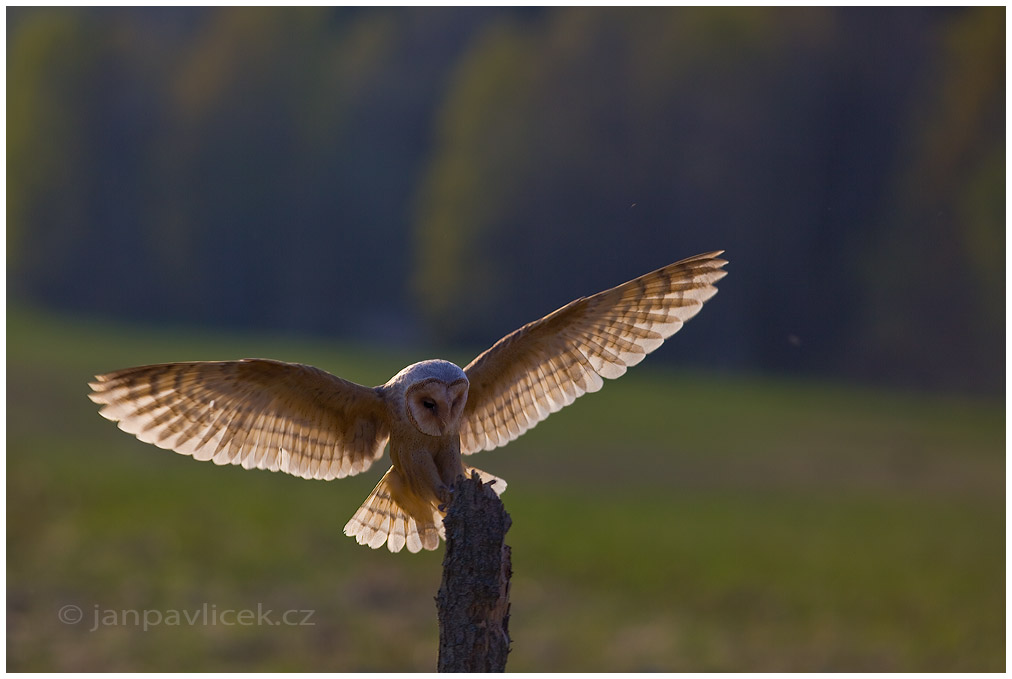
[
  {"x1": 459, "y1": 251, "x2": 727, "y2": 455},
  {"x1": 89, "y1": 359, "x2": 390, "y2": 480}
]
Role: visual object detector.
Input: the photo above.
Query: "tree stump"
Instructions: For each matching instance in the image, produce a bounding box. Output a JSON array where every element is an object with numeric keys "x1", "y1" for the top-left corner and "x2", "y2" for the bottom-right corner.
[{"x1": 436, "y1": 472, "x2": 512, "y2": 672}]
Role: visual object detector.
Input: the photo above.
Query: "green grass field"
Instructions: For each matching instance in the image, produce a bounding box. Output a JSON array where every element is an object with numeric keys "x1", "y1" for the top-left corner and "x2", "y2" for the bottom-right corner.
[{"x1": 7, "y1": 307, "x2": 1004, "y2": 671}]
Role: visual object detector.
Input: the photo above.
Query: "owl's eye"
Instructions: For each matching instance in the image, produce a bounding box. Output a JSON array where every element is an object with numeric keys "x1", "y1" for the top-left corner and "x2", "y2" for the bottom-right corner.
[{"x1": 422, "y1": 398, "x2": 436, "y2": 410}]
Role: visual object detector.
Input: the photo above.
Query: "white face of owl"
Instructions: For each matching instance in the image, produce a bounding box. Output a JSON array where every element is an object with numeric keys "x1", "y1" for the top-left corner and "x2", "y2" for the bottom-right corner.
[{"x1": 404, "y1": 378, "x2": 469, "y2": 437}]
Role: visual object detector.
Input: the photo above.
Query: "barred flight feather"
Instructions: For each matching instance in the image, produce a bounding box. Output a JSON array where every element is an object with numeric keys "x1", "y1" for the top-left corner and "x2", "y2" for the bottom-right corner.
[
  {"x1": 459, "y1": 251, "x2": 727, "y2": 454},
  {"x1": 88, "y1": 359, "x2": 390, "y2": 481}
]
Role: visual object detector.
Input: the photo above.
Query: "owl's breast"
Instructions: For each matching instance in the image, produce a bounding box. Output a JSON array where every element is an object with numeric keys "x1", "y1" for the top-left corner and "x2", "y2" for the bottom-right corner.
[{"x1": 388, "y1": 429, "x2": 465, "y2": 504}]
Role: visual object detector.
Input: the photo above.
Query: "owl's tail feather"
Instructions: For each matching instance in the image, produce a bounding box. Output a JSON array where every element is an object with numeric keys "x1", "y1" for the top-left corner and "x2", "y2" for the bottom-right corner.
[
  {"x1": 343, "y1": 467, "x2": 441, "y2": 554},
  {"x1": 344, "y1": 465, "x2": 507, "y2": 554}
]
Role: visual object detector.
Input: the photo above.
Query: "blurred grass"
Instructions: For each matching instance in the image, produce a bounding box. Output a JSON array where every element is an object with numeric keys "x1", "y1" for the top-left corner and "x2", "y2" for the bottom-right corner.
[{"x1": 7, "y1": 306, "x2": 1004, "y2": 671}]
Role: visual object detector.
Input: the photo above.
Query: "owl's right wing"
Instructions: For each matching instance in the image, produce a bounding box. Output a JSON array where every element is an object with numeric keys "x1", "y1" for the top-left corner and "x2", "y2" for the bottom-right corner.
[
  {"x1": 459, "y1": 251, "x2": 727, "y2": 455},
  {"x1": 89, "y1": 359, "x2": 391, "y2": 480}
]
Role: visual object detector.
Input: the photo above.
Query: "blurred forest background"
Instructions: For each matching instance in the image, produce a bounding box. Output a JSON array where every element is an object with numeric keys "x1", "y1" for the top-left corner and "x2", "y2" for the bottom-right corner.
[
  {"x1": 7, "y1": 6, "x2": 1004, "y2": 393},
  {"x1": 6, "y1": 6, "x2": 1006, "y2": 673}
]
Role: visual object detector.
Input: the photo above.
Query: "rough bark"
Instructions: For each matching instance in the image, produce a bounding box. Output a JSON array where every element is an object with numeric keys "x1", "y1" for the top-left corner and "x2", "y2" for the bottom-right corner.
[{"x1": 436, "y1": 472, "x2": 512, "y2": 672}]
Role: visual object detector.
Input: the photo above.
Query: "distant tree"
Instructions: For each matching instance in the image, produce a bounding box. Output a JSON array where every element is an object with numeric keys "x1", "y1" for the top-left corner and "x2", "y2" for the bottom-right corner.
[
  {"x1": 412, "y1": 17, "x2": 539, "y2": 343},
  {"x1": 856, "y1": 6, "x2": 1004, "y2": 393},
  {"x1": 9, "y1": 8, "x2": 501, "y2": 343},
  {"x1": 411, "y1": 7, "x2": 941, "y2": 382},
  {"x1": 8, "y1": 10, "x2": 106, "y2": 302},
  {"x1": 8, "y1": 7, "x2": 1002, "y2": 392}
]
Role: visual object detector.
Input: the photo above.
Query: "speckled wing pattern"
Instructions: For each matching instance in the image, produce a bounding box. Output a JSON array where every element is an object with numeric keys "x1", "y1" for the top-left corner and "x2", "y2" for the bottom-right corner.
[
  {"x1": 459, "y1": 251, "x2": 728, "y2": 454},
  {"x1": 88, "y1": 359, "x2": 390, "y2": 480}
]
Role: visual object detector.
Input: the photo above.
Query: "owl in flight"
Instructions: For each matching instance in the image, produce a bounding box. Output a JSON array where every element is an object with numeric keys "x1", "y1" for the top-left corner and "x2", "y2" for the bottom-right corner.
[{"x1": 89, "y1": 251, "x2": 727, "y2": 553}]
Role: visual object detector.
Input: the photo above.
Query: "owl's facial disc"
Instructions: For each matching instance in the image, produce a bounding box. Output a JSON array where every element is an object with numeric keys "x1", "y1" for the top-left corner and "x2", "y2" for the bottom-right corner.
[{"x1": 406, "y1": 378, "x2": 468, "y2": 437}]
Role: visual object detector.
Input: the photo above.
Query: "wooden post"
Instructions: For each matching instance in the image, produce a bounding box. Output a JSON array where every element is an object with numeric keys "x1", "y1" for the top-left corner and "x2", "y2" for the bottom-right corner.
[{"x1": 436, "y1": 472, "x2": 512, "y2": 672}]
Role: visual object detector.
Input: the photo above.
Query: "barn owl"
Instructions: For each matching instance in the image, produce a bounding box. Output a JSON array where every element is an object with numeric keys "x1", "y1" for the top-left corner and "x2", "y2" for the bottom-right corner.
[{"x1": 89, "y1": 251, "x2": 727, "y2": 553}]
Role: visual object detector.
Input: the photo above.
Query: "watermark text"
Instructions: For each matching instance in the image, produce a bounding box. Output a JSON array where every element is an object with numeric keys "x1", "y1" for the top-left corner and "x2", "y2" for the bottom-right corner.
[{"x1": 58, "y1": 603, "x2": 315, "y2": 632}]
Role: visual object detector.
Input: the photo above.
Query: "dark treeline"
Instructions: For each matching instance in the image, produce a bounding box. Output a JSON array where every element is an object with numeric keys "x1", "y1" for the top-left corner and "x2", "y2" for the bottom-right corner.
[{"x1": 8, "y1": 7, "x2": 1004, "y2": 393}]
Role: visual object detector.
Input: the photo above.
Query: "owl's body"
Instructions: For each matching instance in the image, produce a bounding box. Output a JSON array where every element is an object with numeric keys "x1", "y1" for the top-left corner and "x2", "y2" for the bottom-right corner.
[
  {"x1": 90, "y1": 252, "x2": 727, "y2": 552},
  {"x1": 347, "y1": 360, "x2": 485, "y2": 553}
]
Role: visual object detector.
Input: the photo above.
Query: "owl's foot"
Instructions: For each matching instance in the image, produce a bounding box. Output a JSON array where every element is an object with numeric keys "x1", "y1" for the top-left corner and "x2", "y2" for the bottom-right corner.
[{"x1": 436, "y1": 484, "x2": 454, "y2": 512}]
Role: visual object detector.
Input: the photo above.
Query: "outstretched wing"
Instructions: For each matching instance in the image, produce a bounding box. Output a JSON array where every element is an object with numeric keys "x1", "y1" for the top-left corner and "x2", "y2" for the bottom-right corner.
[
  {"x1": 459, "y1": 251, "x2": 727, "y2": 454},
  {"x1": 89, "y1": 359, "x2": 391, "y2": 480}
]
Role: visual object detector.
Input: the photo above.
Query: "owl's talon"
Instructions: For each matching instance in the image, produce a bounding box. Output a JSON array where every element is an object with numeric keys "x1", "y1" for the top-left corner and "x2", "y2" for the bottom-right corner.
[{"x1": 435, "y1": 484, "x2": 452, "y2": 508}]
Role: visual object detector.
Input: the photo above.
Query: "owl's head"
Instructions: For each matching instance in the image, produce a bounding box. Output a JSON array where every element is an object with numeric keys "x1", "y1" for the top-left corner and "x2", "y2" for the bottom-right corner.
[{"x1": 391, "y1": 360, "x2": 469, "y2": 437}]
